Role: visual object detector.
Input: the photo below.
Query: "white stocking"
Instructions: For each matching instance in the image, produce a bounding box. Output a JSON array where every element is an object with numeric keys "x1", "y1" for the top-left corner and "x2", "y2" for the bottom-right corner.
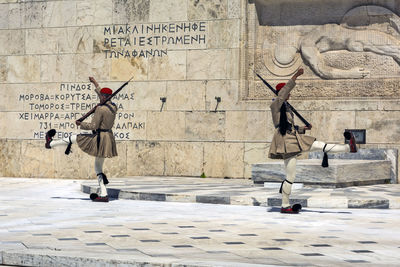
[
  {"x1": 50, "y1": 135, "x2": 77, "y2": 148},
  {"x1": 309, "y1": 140, "x2": 350, "y2": 153},
  {"x1": 281, "y1": 156, "x2": 297, "y2": 208},
  {"x1": 95, "y1": 157, "x2": 107, "y2": 197}
]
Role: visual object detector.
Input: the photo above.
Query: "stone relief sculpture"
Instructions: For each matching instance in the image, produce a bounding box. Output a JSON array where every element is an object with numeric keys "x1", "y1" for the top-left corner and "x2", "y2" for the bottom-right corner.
[{"x1": 262, "y1": 5, "x2": 400, "y2": 79}]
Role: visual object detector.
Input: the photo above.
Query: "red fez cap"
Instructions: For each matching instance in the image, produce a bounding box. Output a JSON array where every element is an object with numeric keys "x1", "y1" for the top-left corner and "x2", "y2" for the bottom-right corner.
[
  {"x1": 276, "y1": 83, "x2": 286, "y2": 91},
  {"x1": 100, "y1": 87, "x2": 112, "y2": 95}
]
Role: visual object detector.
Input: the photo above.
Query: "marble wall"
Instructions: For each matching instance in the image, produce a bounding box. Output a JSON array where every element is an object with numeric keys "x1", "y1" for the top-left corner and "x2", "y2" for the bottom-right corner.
[{"x1": 0, "y1": 0, "x2": 399, "y2": 182}]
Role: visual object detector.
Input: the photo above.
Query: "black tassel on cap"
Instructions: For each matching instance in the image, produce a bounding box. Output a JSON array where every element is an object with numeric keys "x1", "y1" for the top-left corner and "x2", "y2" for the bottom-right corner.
[{"x1": 322, "y1": 144, "x2": 328, "y2": 168}]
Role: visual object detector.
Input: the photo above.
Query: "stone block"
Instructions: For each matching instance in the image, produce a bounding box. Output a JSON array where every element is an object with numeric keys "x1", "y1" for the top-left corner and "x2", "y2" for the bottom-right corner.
[
  {"x1": 252, "y1": 159, "x2": 391, "y2": 187},
  {"x1": 20, "y1": 140, "x2": 55, "y2": 178},
  {"x1": 0, "y1": 4, "x2": 8, "y2": 29},
  {"x1": 165, "y1": 142, "x2": 203, "y2": 176},
  {"x1": 205, "y1": 80, "x2": 240, "y2": 111},
  {"x1": 363, "y1": 144, "x2": 400, "y2": 183},
  {"x1": 225, "y1": 111, "x2": 270, "y2": 142},
  {"x1": 53, "y1": 142, "x2": 93, "y2": 179},
  {"x1": 228, "y1": 0, "x2": 241, "y2": 19},
  {"x1": 126, "y1": 141, "x2": 165, "y2": 176},
  {"x1": 0, "y1": 84, "x2": 26, "y2": 111},
  {"x1": 146, "y1": 111, "x2": 185, "y2": 140},
  {"x1": 348, "y1": 199, "x2": 389, "y2": 209},
  {"x1": 309, "y1": 148, "x2": 398, "y2": 184},
  {"x1": 187, "y1": 49, "x2": 239, "y2": 80},
  {"x1": 21, "y1": 1, "x2": 45, "y2": 28},
  {"x1": 8, "y1": 30, "x2": 24, "y2": 55},
  {"x1": 26, "y1": 28, "x2": 61, "y2": 55},
  {"x1": 356, "y1": 111, "x2": 400, "y2": 144},
  {"x1": 185, "y1": 111, "x2": 225, "y2": 141},
  {"x1": 111, "y1": 57, "x2": 148, "y2": 81},
  {"x1": 113, "y1": 0, "x2": 150, "y2": 24},
  {"x1": 204, "y1": 142, "x2": 244, "y2": 178},
  {"x1": 40, "y1": 55, "x2": 75, "y2": 83},
  {"x1": 208, "y1": 19, "x2": 240, "y2": 49},
  {"x1": 166, "y1": 81, "x2": 206, "y2": 111},
  {"x1": 188, "y1": 0, "x2": 227, "y2": 20},
  {"x1": 0, "y1": 57, "x2": 6, "y2": 82},
  {"x1": 244, "y1": 143, "x2": 270, "y2": 178},
  {"x1": 307, "y1": 197, "x2": 348, "y2": 209},
  {"x1": 115, "y1": 111, "x2": 147, "y2": 141},
  {"x1": 8, "y1": 3, "x2": 21, "y2": 29},
  {"x1": 77, "y1": 0, "x2": 113, "y2": 26},
  {"x1": 130, "y1": 81, "x2": 167, "y2": 111},
  {"x1": 0, "y1": 139, "x2": 22, "y2": 177},
  {"x1": 7, "y1": 55, "x2": 40, "y2": 83},
  {"x1": 148, "y1": 50, "x2": 186, "y2": 80},
  {"x1": 59, "y1": 27, "x2": 93, "y2": 54},
  {"x1": 43, "y1": 1, "x2": 76, "y2": 27},
  {"x1": 101, "y1": 141, "x2": 127, "y2": 178},
  {"x1": 149, "y1": 0, "x2": 187, "y2": 22},
  {"x1": 0, "y1": 31, "x2": 8, "y2": 55},
  {"x1": 255, "y1": 0, "x2": 352, "y2": 26},
  {"x1": 75, "y1": 54, "x2": 110, "y2": 82},
  {"x1": 309, "y1": 111, "x2": 356, "y2": 142}
]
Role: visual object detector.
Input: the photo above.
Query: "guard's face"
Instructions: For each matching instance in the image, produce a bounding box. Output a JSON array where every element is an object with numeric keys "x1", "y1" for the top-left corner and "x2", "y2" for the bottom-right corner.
[{"x1": 100, "y1": 94, "x2": 108, "y2": 102}]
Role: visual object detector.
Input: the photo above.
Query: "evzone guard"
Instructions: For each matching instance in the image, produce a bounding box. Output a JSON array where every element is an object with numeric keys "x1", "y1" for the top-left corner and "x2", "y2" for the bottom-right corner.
[
  {"x1": 44, "y1": 77, "x2": 126, "y2": 202},
  {"x1": 266, "y1": 68, "x2": 357, "y2": 213}
]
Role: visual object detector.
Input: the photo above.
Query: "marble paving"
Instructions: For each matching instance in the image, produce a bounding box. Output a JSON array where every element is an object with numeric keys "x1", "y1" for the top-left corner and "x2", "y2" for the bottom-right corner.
[{"x1": 0, "y1": 177, "x2": 400, "y2": 266}]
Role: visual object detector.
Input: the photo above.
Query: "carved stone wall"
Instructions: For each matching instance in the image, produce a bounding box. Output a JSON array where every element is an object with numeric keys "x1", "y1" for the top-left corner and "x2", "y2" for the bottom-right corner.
[
  {"x1": 246, "y1": 0, "x2": 400, "y2": 99},
  {"x1": 241, "y1": 0, "x2": 400, "y2": 182},
  {"x1": 0, "y1": 0, "x2": 399, "y2": 182}
]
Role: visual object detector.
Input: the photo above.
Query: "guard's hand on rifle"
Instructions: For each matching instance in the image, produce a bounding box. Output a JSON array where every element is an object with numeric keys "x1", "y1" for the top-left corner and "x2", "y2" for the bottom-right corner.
[
  {"x1": 304, "y1": 124, "x2": 312, "y2": 130},
  {"x1": 75, "y1": 120, "x2": 81, "y2": 126}
]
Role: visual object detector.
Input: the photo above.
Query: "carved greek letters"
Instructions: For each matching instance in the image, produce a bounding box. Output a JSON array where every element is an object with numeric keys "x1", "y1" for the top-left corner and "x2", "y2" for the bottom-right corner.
[{"x1": 17, "y1": 83, "x2": 143, "y2": 140}]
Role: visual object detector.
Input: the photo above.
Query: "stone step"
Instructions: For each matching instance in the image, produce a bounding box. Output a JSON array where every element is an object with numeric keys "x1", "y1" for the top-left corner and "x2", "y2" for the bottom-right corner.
[{"x1": 252, "y1": 159, "x2": 391, "y2": 188}]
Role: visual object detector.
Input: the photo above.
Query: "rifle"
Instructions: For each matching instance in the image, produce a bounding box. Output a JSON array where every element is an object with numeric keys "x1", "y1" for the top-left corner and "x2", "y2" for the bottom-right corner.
[
  {"x1": 77, "y1": 76, "x2": 134, "y2": 123},
  {"x1": 254, "y1": 72, "x2": 311, "y2": 128}
]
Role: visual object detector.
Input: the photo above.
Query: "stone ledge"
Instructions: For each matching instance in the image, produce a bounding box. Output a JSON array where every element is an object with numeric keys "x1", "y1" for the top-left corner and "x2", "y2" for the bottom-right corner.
[
  {"x1": 80, "y1": 177, "x2": 400, "y2": 209},
  {"x1": 0, "y1": 250, "x2": 263, "y2": 267},
  {"x1": 252, "y1": 159, "x2": 391, "y2": 188}
]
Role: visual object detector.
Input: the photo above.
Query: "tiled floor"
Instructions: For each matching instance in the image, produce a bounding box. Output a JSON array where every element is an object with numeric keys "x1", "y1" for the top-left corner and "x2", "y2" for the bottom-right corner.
[{"x1": 1, "y1": 177, "x2": 400, "y2": 266}]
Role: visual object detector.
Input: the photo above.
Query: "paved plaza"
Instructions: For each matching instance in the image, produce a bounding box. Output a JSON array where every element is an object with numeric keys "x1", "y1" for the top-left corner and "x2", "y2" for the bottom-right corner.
[{"x1": 1, "y1": 177, "x2": 400, "y2": 267}]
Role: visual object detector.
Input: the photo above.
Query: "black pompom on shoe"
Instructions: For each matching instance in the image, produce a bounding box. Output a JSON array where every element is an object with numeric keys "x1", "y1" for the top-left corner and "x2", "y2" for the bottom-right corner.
[
  {"x1": 45, "y1": 129, "x2": 56, "y2": 149},
  {"x1": 344, "y1": 131, "x2": 351, "y2": 140}
]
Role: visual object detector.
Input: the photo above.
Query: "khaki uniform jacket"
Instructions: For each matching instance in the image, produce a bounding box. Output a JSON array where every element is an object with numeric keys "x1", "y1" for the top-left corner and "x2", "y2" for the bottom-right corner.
[
  {"x1": 76, "y1": 87, "x2": 118, "y2": 158},
  {"x1": 268, "y1": 79, "x2": 315, "y2": 159}
]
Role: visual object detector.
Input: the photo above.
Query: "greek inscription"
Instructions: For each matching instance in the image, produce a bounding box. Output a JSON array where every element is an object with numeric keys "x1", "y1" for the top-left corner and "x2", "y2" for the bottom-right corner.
[
  {"x1": 18, "y1": 83, "x2": 141, "y2": 140},
  {"x1": 102, "y1": 22, "x2": 207, "y2": 58}
]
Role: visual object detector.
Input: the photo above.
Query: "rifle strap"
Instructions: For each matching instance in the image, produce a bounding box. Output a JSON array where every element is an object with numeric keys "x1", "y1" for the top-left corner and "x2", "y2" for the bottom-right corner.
[{"x1": 102, "y1": 102, "x2": 117, "y2": 114}]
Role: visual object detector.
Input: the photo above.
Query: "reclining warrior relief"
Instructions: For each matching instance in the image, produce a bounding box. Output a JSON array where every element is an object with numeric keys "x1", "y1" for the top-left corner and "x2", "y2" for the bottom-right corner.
[
  {"x1": 300, "y1": 23, "x2": 400, "y2": 79},
  {"x1": 262, "y1": 5, "x2": 400, "y2": 79}
]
